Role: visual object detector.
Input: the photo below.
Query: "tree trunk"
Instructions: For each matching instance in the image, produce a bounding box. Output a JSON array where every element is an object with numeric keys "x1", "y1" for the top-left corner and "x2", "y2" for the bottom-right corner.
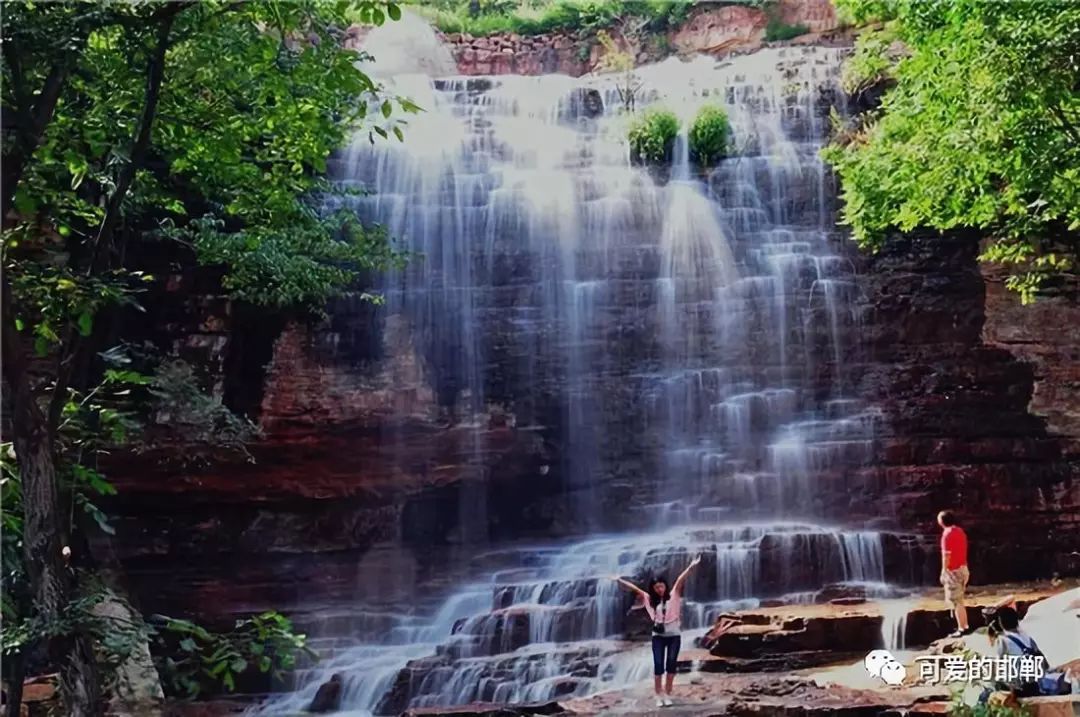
[
  {"x1": 2, "y1": 284, "x2": 101, "y2": 716},
  {"x1": 4, "y1": 651, "x2": 25, "y2": 717},
  {"x1": 12, "y1": 387, "x2": 102, "y2": 717}
]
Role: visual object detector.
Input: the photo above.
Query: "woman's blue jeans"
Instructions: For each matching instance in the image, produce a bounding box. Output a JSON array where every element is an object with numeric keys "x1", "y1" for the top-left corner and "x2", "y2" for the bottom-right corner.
[{"x1": 651, "y1": 634, "x2": 681, "y2": 676}]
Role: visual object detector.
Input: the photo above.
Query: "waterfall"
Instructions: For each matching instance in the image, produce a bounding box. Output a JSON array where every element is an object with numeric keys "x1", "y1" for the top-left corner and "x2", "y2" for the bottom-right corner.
[
  {"x1": 248, "y1": 41, "x2": 917, "y2": 717},
  {"x1": 880, "y1": 599, "x2": 914, "y2": 652}
]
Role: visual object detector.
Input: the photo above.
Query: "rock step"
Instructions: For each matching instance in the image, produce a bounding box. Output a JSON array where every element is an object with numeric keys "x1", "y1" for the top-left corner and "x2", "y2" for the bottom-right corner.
[
  {"x1": 401, "y1": 701, "x2": 566, "y2": 717},
  {"x1": 703, "y1": 587, "x2": 1058, "y2": 657}
]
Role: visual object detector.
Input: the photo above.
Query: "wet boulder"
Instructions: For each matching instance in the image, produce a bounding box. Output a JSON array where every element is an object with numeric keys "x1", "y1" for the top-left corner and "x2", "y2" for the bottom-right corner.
[
  {"x1": 307, "y1": 672, "x2": 343, "y2": 713},
  {"x1": 561, "y1": 87, "x2": 604, "y2": 121}
]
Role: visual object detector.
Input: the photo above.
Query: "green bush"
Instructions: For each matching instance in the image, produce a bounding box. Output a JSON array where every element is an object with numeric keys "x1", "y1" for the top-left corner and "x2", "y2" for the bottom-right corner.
[
  {"x1": 688, "y1": 104, "x2": 730, "y2": 167},
  {"x1": 948, "y1": 695, "x2": 1031, "y2": 717},
  {"x1": 628, "y1": 108, "x2": 680, "y2": 165},
  {"x1": 409, "y1": 0, "x2": 699, "y2": 38},
  {"x1": 840, "y1": 25, "x2": 896, "y2": 93},
  {"x1": 764, "y1": 18, "x2": 810, "y2": 41},
  {"x1": 825, "y1": 0, "x2": 1080, "y2": 304}
]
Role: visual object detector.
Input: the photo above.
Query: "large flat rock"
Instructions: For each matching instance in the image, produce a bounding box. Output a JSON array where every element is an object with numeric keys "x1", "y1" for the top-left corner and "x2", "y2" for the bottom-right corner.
[
  {"x1": 563, "y1": 672, "x2": 951, "y2": 716},
  {"x1": 703, "y1": 582, "x2": 1064, "y2": 659},
  {"x1": 401, "y1": 703, "x2": 568, "y2": 717}
]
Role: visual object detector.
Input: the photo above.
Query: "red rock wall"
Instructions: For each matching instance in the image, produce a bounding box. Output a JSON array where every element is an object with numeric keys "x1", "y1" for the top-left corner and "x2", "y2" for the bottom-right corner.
[
  {"x1": 444, "y1": 0, "x2": 840, "y2": 76},
  {"x1": 847, "y1": 232, "x2": 1080, "y2": 583},
  {"x1": 95, "y1": 280, "x2": 562, "y2": 625},
  {"x1": 981, "y1": 257, "x2": 1080, "y2": 457},
  {"x1": 89, "y1": 5, "x2": 1080, "y2": 623},
  {"x1": 100, "y1": 222, "x2": 1080, "y2": 629}
]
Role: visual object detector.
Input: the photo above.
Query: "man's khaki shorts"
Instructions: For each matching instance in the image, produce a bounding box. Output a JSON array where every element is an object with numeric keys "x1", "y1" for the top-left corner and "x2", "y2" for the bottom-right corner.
[{"x1": 941, "y1": 565, "x2": 969, "y2": 608}]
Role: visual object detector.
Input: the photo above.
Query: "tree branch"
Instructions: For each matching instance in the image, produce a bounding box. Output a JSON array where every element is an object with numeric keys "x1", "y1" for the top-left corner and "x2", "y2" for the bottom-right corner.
[
  {"x1": 1, "y1": 39, "x2": 36, "y2": 149},
  {"x1": 1, "y1": 275, "x2": 31, "y2": 407},
  {"x1": 46, "y1": 331, "x2": 83, "y2": 435},
  {"x1": 86, "y1": 3, "x2": 189, "y2": 275},
  {"x1": 51, "y1": 5, "x2": 190, "y2": 428},
  {"x1": 1049, "y1": 103, "x2": 1080, "y2": 147},
  {"x1": 1, "y1": 60, "x2": 76, "y2": 220}
]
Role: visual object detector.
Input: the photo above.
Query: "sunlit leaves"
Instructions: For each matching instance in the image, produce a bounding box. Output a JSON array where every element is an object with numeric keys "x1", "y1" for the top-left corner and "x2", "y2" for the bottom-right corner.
[
  {"x1": 841, "y1": 24, "x2": 900, "y2": 93},
  {"x1": 628, "y1": 107, "x2": 679, "y2": 164},
  {"x1": 825, "y1": 0, "x2": 1080, "y2": 302},
  {"x1": 5, "y1": 263, "x2": 142, "y2": 356},
  {"x1": 177, "y1": 210, "x2": 402, "y2": 308},
  {"x1": 3, "y1": 0, "x2": 417, "y2": 349},
  {"x1": 688, "y1": 104, "x2": 730, "y2": 167}
]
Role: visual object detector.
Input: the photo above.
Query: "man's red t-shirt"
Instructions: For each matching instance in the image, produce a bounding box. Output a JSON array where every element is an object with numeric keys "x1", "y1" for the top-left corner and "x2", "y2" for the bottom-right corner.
[{"x1": 941, "y1": 526, "x2": 968, "y2": 570}]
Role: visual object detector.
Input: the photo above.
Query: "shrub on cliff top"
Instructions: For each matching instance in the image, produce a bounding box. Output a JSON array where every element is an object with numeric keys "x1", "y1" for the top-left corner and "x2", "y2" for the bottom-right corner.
[
  {"x1": 411, "y1": 0, "x2": 697, "y2": 38},
  {"x1": 628, "y1": 108, "x2": 680, "y2": 165},
  {"x1": 688, "y1": 104, "x2": 731, "y2": 167},
  {"x1": 764, "y1": 18, "x2": 810, "y2": 42}
]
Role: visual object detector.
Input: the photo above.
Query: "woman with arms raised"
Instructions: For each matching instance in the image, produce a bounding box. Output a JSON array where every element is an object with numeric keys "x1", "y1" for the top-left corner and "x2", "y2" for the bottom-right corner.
[{"x1": 610, "y1": 554, "x2": 702, "y2": 708}]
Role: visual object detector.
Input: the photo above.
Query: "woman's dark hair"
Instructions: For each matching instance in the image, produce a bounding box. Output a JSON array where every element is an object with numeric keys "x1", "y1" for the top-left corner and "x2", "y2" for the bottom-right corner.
[
  {"x1": 938, "y1": 510, "x2": 957, "y2": 527},
  {"x1": 995, "y1": 606, "x2": 1020, "y2": 631},
  {"x1": 648, "y1": 577, "x2": 668, "y2": 608}
]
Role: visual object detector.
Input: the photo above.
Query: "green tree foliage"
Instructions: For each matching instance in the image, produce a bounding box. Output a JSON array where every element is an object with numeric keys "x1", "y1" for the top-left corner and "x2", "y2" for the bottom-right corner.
[
  {"x1": 824, "y1": 0, "x2": 1080, "y2": 303},
  {"x1": 595, "y1": 29, "x2": 640, "y2": 112},
  {"x1": 628, "y1": 108, "x2": 680, "y2": 165},
  {"x1": 764, "y1": 19, "x2": 809, "y2": 41},
  {"x1": 688, "y1": 104, "x2": 730, "y2": 167},
  {"x1": 411, "y1": 0, "x2": 694, "y2": 38},
  {"x1": 151, "y1": 612, "x2": 312, "y2": 698},
  {"x1": 0, "y1": 568, "x2": 311, "y2": 701},
  {"x1": 839, "y1": 24, "x2": 899, "y2": 94},
  {"x1": 1, "y1": 2, "x2": 410, "y2": 713}
]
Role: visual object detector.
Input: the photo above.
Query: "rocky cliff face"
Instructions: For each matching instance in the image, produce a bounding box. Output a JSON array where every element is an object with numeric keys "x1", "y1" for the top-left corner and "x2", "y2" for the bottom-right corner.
[
  {"x1": 94, "y1": 30, "x2": 1079, "y2": 630},
  {"x1": 981, "y1": 259, "x2": 1080, "y2": 456},
  {"x1": 100, "y1": 231, "x2": 1080, "y2": 629},
  {"x1": 847, "y1": 232, "x2": 1080, "y2": 582},
  {"x1": 348, "y1": 0, "x2": 842, "y2": 77}
]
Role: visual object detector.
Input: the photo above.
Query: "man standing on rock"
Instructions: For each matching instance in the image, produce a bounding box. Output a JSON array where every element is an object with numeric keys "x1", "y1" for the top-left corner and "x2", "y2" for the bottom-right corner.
[{"x1": 938, "y1": 510, "x2": 971, "y2": 637}]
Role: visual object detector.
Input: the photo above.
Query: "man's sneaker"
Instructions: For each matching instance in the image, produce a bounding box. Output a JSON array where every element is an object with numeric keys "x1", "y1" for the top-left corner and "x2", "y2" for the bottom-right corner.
[
  {"x1": 663, "y1": 697, "x2": 673, "y2": 707},
  {"x1": 656, "y1": 698, "x2": 665, "y2": 708},
  {"x1": 948, "y1": 629, "x2": 964, "y2": 638}
]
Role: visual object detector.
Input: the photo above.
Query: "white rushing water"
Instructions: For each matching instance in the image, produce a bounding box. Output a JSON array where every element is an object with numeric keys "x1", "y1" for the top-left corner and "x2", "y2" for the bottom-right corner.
[
  {"x1": 249, "y1": 19, "x2": 915, "y2": 716},
  {"x1": 880, "y1": 598, "x2": 915, "y2": 652},
  {"x1": 251, "y1": 523, "x2": 894, "y2": 715}
]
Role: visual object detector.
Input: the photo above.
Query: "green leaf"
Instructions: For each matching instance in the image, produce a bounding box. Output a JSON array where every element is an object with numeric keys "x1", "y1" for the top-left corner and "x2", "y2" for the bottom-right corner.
[
  {"x1": 76, "y1": 312, "x2": 93, "y2": 337},
  {"x1": 387, "y1": 3, "x2": 401, "y2": 21},
  {"x1": 12, "y1": 188, "x2": 37, "y2": 216},
  {"x1": 381, "y1": 100, "x2": 392, "y2": 119}
]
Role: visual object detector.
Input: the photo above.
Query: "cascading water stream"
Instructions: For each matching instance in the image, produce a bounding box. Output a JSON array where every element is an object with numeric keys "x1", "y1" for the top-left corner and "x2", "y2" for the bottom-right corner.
[
  {"x1": 249, "y1": 26, "x2": 916, "y2": 716},
  {"x1": 880, "y1": 599, "x2": 914, "y2": 652}
]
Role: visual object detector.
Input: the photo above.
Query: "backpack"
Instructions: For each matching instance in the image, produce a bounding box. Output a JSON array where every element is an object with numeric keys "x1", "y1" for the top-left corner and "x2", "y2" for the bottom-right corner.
[{"x1": 1004, "y1": 634, "x2": 1070, "y2": 696}]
